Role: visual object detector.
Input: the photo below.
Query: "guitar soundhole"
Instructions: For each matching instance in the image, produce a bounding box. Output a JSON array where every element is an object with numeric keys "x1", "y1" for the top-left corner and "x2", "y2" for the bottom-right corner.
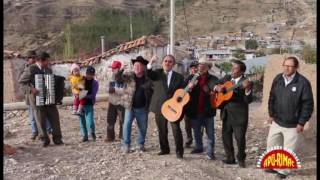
[{"x1": 177, "y1": 96, "x2": 182, "y2": 102}]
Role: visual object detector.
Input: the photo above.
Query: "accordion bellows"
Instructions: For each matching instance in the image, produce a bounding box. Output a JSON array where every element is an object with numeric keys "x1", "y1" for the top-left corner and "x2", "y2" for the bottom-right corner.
[{"x1": 35, "y1": 74, "x2": 65, "y2": 106}]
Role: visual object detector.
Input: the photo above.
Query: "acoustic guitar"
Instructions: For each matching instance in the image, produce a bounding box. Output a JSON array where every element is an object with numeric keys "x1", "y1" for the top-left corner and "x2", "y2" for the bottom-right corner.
[
  {"x1": 210, "y1": 74, "x2": 262, "y2": 108},
  {"x1": 161, "y1": 73, "x2": 200, "y2": 122}
]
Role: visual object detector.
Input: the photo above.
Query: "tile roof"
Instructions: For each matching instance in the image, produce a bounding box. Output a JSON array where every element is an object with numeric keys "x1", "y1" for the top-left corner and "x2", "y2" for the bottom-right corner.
[
  {"x1": 4, "y1": 35, "x2": 166, "y2": 67},
  {"x1": 52, "y1": 35, "x2": 166, "y2": 67}
]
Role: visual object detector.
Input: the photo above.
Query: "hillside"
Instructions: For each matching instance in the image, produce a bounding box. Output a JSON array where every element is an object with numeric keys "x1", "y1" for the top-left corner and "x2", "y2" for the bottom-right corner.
[{"x1": 4, "y1": 0, "x2": 316, "y2": 57}]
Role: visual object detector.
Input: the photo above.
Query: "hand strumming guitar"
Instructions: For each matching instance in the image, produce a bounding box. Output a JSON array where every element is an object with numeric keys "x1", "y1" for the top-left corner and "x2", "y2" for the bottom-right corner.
[
  {"x1": 214, "y1": 84, "x2": 226, "y2": 93},
  {"x1": 242, "y1": 80, "x2": 252, "y2": 93}
]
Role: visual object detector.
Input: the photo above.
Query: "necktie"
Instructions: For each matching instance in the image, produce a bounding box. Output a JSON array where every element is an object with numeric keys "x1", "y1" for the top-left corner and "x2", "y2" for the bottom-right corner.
[
  {"x1": 231, "y1": 79, "x2": 236, "y2": 84},
  {"x1": 165, "y1": 71, "x2": 170, "y2": 87}
]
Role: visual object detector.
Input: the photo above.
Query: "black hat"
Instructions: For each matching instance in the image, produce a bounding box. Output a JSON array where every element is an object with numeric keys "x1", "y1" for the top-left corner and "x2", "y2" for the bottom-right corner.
[
  {"x1": 26, "y1": 50, "x2": 37, "y2": 58},
  {"x1": 189, "y1": 61, "x2": 199, "y2": 68},
  {"x1": 38, "y1": 51, "x2": 50, "y2": 61},
  {"x1": 131, "y1": 56, "x2": 149, "y2": 65},
  {"x1": 86, "y1": 66, "x2": 96, "y2": 74}
]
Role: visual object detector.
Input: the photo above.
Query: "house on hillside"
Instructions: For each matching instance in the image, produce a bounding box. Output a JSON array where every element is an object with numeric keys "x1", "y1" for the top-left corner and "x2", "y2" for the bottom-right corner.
[{"x1": 196, "y1": 49, "x2": 232, "y2": 61}]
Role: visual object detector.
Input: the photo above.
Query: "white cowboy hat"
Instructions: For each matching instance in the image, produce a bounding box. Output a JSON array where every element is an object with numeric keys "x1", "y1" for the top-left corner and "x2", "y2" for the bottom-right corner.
[{"x1": 198, "y1": 57, "x2": 212, "y2": 68}]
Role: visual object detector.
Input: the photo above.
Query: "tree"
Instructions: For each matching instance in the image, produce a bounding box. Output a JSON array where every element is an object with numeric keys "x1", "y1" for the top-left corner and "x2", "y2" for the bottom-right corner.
[
  {"x1": 245, "y1": 39, "x2": 259, "y2": 50},
  {"x1": 219, "y1": 62, "x2": 232, "y2": 73},
  {"x1": 233, "y1": 49, "x2": 246, "y2": 60},
  {"x1": 301, "y1": 45, "x2": 316, "y2": 64},
  {"x1": 249, "y1": 65, "x2": 265, "y2": 75},
  {"x1": 63, "y1": 23, "x2": 74, "y2": 60}
]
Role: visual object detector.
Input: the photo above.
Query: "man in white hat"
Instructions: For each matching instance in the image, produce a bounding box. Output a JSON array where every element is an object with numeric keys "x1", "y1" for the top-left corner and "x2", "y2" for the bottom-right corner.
[{"x1": 185, "y1": 57, "x2": 218, "y2": 160}]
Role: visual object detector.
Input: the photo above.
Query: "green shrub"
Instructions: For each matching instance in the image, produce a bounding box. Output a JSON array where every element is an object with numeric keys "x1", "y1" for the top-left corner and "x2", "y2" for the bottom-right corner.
[
  {"x1": 301, "y1": 45, "x2": 316, "y2": 64},
  {"x1": 57, "y1": 8, "x2": 160, "y2": 59}
]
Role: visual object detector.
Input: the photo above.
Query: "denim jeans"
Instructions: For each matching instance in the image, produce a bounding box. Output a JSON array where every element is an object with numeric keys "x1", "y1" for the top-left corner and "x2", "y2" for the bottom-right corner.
[
  {"x1": 191, "y1": 114, "x2": 215, "y2": 156},
  {"x1": 28, "y1": 105, "x2": 52, "y2": 135},
  {"x1": 79, "y1": 105, "x2": 95, "y2": 137},
  {"x1": 123, "y1": 108, "x2": 148, "y2": 146}
]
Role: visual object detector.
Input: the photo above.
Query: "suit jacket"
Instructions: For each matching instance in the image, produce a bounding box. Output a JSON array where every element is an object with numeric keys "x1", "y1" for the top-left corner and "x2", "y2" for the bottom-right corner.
[
  {"x1": 184, "y1": 73, "x2": 219, "y2": 118},
  {"x1": 217, "y1": 74, "x2": 253, "y2": 126},
  {"x1": 147, "y1": 68, "x2": 185, "y2": 114},
  {"x1": 18, "y1": 63, "x2": 53, "y2": 108}
]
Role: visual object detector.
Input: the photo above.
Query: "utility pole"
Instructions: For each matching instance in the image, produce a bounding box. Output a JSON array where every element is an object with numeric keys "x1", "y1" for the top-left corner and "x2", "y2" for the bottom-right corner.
[
  {"x1": 129, "y1": 11, "x2": 133, "y2": 40},
  {"x1": 170, "y1": 0, "x2": 175, "y2": 55},
  {"x1": 101, "y1": 36, "x2": 105, "y2": 55}
]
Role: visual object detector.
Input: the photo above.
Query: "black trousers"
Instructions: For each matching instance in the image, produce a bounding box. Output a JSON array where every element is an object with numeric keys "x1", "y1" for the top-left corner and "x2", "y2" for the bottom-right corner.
[
  {"x1": 34, "y1": 105, "x2": 62, "y2": 143},
  {"x1": 222, "y1": 120, "x2": 248, "y2": 161},
  {"x1": 184, "y1": 115, "x2": 193, "y2": 143},
  {"x1": 106, "y1": 103, "x2": 125, "y2": 140},
  {"x1": 155, "y1": 112, "x2": 184, "y2": 156}
]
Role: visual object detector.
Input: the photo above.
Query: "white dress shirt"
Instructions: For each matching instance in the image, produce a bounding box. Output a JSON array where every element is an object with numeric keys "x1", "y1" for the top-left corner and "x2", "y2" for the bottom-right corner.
[
  {"x1": 282, "y1": 72, "x2": 296, "y2": 87},
  {"x1": 147, "y1": 62, "x2": 172, "y2": 87},
  {"x1": 231, "y1": 75, "x2": 251, "y2": 95}
]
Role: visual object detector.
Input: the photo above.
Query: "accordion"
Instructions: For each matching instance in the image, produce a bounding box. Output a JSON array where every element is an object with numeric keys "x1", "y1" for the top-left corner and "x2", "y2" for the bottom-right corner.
[{"x1": 35, "y1": 74, "x2": 65, "y2": 106}]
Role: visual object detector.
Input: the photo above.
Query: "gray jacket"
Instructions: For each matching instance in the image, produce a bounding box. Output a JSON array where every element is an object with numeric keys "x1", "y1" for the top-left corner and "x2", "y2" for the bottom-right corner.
[{"x1": 106, "y1": 70, "x2": 125, "y2": 106}]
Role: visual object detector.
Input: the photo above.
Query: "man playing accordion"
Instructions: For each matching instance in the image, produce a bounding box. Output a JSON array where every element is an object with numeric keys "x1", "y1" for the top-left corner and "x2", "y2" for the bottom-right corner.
[{"x1": 19, "y1": 51, "x2": 64, "y2": 147}]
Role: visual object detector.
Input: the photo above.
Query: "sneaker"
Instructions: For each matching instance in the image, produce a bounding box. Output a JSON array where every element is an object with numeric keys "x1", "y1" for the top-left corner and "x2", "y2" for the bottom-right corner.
[
  {"x1": 91, "y1": 133, "x2": 96, "y2": 141},
  {"x1": 222, "y1": 159, "x2": 236, "y2": 164},
  {"x1": 42, "y1": 140, "x2": 50, "y2": 147},
  {"x1": 72, "y1": 109, "x2": 77, "y2": 115},
  {"x1": 138, "y1": 144, "x2": 146, "y2": 152},
  {"x1": 276, "y1": 173, "x2": 287, "y2": 179},
  {"x1": 206, "y1": 154, "x2": 216, "y2": 160},
  {"x1": 53, "y1": 139, "x2": 64, "y2": 145},
  {"x1": 265, "y1": 169, "x2": 278, "y2": 174},
  {"x1": 191, "y1": 149, "x2": 204, "y2": 154},
  {"x1": 122, "y1": 145, "x2": 130, "y2": 154},
  {"x1": 82, "y1": 136, "x2": 89, "y2": 142},
  {"x1": 31, "y1": 134, "x2": 38, "y2": 140}
]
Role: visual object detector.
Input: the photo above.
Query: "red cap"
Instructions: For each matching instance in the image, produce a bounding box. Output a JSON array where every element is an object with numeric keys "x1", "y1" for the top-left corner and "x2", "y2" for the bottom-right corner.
[{"x1": 109, "y1": 60, "x2": 122, "y2": 69}]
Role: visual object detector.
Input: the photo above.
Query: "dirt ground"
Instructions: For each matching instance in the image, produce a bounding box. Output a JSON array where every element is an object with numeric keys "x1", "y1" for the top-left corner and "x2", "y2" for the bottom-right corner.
[{"x1": 3, "y1": 102, "x2": 316, "y2": 180}]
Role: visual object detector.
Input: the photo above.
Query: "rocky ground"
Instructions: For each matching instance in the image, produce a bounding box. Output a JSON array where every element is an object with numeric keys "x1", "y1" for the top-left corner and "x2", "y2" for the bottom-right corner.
[{"x1": 3, "y1": 102, "x2": 316, "y2": 180}]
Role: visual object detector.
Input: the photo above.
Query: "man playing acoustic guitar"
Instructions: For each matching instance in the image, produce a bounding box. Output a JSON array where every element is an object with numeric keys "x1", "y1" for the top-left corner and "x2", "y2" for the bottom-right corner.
[
  {"x1": 185, "y1": 57, "x2": 219, "y2": 160},
  {"x1": 214, "y1": 60, "x2": 252, "y2": 168}
]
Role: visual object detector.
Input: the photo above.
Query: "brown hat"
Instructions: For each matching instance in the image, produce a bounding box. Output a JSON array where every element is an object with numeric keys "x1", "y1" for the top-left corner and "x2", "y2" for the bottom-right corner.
[
  {"x1": 131, "y1": 56, "x2": 149, "y2": 65},
  {"x1": 26, "y1": 50, "x2": 37, "y2": 58}
]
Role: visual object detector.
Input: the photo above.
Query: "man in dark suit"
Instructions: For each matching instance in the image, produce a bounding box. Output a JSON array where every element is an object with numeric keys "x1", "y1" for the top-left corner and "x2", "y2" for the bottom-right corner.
[
  {"x1": 147, "y1": 54, "x2": 185, "y2": 159},
  {"x1": 214, "y1": 60, "x2": 252, "y2": 168},
  {"x1": 19, "y1": 52, "x2": 63, "y2": 147}
]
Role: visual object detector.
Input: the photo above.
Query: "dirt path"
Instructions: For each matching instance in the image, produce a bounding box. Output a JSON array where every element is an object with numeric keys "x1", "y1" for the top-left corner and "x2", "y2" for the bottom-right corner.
[{"x1": 4, "y1": 102, "x2": 316, "y2": 180}]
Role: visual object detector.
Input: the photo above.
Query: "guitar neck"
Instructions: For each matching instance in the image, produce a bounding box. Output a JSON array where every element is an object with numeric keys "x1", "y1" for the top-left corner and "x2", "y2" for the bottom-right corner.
[
  {"x1": 184, "y1": 73, "x2": 200, "y2": 94},
  {"x1": 226, "y1": 75, "x2": 261, "y2": 92}
]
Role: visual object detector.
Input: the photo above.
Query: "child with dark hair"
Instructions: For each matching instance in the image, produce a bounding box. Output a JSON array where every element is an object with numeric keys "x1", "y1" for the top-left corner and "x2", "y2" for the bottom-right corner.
[{"x1": 78, "y1": 66, "x2": 99, "y2": 142}]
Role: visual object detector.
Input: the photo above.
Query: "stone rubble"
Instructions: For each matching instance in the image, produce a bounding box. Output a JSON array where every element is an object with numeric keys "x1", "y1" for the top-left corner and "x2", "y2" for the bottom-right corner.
[{"x1": 3, "y1": 102, "x2": 316, "y2": 180}]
